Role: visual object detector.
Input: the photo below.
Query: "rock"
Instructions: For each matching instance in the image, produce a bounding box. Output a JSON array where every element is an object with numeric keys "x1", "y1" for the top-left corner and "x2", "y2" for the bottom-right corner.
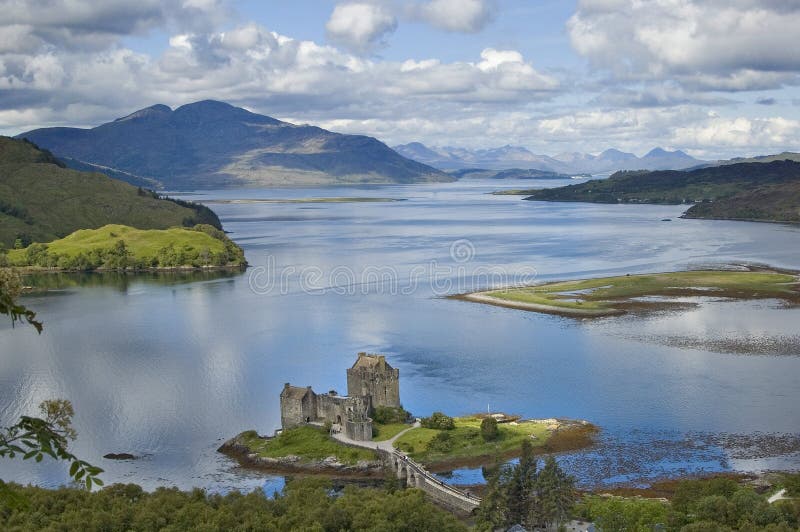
[{"x1": 103, "y1": 453, "x2": 137, "y2": 460}]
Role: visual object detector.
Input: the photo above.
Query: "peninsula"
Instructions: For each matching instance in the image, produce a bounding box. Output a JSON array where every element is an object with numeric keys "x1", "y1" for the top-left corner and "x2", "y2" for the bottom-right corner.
[
  {"x1": 522, "y1": 160, "x2": 800, "y2": 224},
  {"x1": 457, "y1": 268, "x2": 800, "y2": 318}
]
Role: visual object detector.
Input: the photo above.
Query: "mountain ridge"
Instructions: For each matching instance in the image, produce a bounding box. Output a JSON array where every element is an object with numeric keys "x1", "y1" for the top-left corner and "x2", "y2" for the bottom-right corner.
[
  {"x1": 393, "y1": 142, "x2": 704, "y2": 174},
  {"x1": 18, "y1": 100, "x2": 453, "y2": 189}
]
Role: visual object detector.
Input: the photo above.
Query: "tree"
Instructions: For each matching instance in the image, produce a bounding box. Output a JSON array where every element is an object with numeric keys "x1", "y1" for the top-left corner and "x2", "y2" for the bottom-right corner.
[
  {"x1": 533, "y1": 455, "x2": 575, "y2": 529},
  {"x1": 420, "y1": 411, "x2": 455, "y2": 430},
  {"x1": 480, "y1": 416, "x2": 499, "y2": 441},
  {"x1": 1, "y1": 400, "x2": 104, "y2": 490},
  {"x1": 0, "y1": 269, "x2": 103, "y2": 506},
  {"x1": 0, "y1": 268, "x2": 41, "y2": 332},
  {"x1": 476, "y1": 445, "x2": 577, "y2": 530}
]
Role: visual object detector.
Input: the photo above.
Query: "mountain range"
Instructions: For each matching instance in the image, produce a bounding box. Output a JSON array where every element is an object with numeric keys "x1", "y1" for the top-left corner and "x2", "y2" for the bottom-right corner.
[
  {"x1": 18, "y1": 101, "x2": 452, "y2": 189},
  {"x1": 393, "y1": 142, "x2": 704, "y2": 174}
]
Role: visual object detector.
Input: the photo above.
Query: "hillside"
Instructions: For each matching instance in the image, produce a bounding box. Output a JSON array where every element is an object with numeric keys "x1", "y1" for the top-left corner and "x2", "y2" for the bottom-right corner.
[
  {"x1": 18, "y1": 101, "x2": 452, "y2": 188},
  {"x1": 524, "y1": 160, "x2": 800, "y2": 223},
  {"x1": 5, "y1": 224, "x2": 245, "y2": 270},
  {"x1": 0, "y1": 137, "x2": 220, "y2": 248}
]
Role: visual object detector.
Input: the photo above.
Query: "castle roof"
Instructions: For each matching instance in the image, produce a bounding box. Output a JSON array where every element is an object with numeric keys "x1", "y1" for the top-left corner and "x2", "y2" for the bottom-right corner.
[
  {"x1": 350, "y1": 352, "x2": 393, "y2": 370},
  {"x1": 281, "y1": 384, "x2": 313, "y2": 400}
]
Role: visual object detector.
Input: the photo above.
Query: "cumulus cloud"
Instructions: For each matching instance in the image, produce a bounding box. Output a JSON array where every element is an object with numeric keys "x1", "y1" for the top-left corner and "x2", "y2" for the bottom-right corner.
[
  {"x1": 325, "y1": 2, "x2": 397, "y2": 53},
  {"x1": 568, "y1": 0, "x2": 800, "y2": 91}
]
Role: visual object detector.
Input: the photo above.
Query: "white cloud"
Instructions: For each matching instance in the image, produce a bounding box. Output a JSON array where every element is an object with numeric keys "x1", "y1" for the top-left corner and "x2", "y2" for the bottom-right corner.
[
  {"x1": 413, "y1": 0, "x2": 496, "y2": 33},
  {"x1": 568, "y1": 0, "x2": 800, "y2": 91},
  {"x1": 325, "y1": 2, "x2": 397, "y2": 53}
]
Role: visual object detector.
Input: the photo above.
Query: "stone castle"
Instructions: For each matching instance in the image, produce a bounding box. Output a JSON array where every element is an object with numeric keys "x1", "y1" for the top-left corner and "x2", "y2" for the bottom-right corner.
[{"x1": 280, "y1": 352, "x2": 400, "y2": 441}]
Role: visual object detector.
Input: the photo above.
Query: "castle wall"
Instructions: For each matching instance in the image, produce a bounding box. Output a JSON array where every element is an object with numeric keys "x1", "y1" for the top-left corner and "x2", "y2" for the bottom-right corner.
[
  {"x1": 280, "y1": 386, "x2": 317, "y2": 428},
  {"x1": 315, "y1": 394, "x2": 349, "y2": 425},
  {"x1": 345, "y1": 420, "x2": 373, "y2": 441}
]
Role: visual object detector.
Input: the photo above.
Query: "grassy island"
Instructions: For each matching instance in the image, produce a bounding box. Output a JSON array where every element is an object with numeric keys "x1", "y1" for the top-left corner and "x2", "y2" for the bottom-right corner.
[
  {"x1": 219, "y1": 426, "x2": 380, "y2": 475},
  {"x1": 458, "y1": 268, "x2": 800, "y2": 318},
  {"x1": 3, "y1": 223, "x2": 246, "y2": 271},
  {"x1": 393, "y1": 415, "x2": 596, "y2": 469}
]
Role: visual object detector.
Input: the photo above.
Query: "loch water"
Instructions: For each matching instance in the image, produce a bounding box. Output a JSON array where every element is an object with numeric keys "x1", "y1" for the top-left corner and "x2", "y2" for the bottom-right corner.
[{"x1": 2, "y1": 179, "x2": 799, "y2": 492}]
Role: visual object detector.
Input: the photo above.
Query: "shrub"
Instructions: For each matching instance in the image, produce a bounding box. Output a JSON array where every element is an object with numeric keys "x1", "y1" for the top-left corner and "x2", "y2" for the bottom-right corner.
[
  {"x1": 428, "y1": 432, "x2": 453, "y2": 453},
  {"x1": 480, "y1": 416, "x2": 499, "y2": 441},
  {"x1": 372, "y1": 406, "x2": 409, "y2": 425},
  {"x1": 421, "y1": 412, "x2": 455, "y2": 430}
]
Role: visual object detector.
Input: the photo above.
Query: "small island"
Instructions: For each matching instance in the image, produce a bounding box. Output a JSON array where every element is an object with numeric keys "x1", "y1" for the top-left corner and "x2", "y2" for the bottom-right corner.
[
  {"x1": 219, "y1": 353, "x2": 596, "y2": 515},
  {"x1": 455, "y1": 267, "x2": 800, "y2": 318}
]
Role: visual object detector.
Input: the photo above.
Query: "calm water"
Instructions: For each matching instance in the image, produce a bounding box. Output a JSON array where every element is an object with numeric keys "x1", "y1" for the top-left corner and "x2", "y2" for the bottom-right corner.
[{"x1": 2, "y1": 179, "x2": 799, "y2": 492}]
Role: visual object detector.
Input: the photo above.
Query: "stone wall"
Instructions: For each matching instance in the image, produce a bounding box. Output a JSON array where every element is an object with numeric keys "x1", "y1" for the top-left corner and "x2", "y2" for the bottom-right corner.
[
  {"x1": 280, "y1": 385, "x2": 317, "y2": 428},
  {"x1": 346, "y1": 354, "x2": 400, "y2": 409}
]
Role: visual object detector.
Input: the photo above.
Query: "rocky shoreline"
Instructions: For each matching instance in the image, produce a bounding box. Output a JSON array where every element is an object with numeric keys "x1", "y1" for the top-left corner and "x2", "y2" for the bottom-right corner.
[{"x1": 217, "y1": 432, "x2": 386, "y2": 477}]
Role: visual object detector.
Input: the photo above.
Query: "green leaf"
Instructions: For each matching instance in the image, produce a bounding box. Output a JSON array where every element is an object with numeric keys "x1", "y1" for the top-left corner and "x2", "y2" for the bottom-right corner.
[
  {"x1": 35, "y1": 453, "x2": 43, "y2": 462},
  {"x1": 23, "y1": 450, "x2": 37, "y2": 460},
  {"x1": 69, "y1": 460, "x2": 80, "y2": 477},
  {"x1": 85, "y1": 477, "x2": 92, "y2": 490}
]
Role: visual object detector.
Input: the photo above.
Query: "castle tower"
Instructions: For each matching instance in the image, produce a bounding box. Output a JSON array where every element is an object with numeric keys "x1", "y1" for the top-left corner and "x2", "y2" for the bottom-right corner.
[{"x1": 346, "y1": 352, "x2": 400, "y2": 409}]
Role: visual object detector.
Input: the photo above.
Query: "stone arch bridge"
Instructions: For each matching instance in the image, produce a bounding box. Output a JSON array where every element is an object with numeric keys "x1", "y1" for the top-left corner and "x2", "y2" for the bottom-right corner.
[{"x1": 332, "y1": 424, "x2": 481, "y2": 515}]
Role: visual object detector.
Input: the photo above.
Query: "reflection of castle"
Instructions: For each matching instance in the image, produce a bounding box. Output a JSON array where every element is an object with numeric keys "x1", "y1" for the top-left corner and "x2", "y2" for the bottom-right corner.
[{"x1": 280, "y1": 353, "x2": 400, "y2": 441}]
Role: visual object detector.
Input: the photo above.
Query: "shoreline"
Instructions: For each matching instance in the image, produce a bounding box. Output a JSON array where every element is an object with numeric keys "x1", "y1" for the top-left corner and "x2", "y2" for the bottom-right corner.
[
  {"x1": 218, "y1": 421, "x2": 599, "y2": 479},
  {"x1": 452, "y1": 292, "x2": 621, "y2": 318},
  {"x1": 453, "y1": 265, "x2": 800, "y2": 319},
  {"x1": 7, "y1": 263, "x2": 248, "y2": 275}
]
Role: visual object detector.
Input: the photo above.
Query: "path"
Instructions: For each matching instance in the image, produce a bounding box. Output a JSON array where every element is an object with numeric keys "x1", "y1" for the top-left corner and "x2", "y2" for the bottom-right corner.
[
  {"x1": 332, "y1": 421, "x2": 481, "y2": 514},
  {"x1": 768, "y1": 488, "x2": 789, "y2": 504}
]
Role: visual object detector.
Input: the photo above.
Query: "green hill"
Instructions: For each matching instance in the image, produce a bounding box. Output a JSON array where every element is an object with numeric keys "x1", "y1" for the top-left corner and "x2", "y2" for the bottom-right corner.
[
  {"x1": 18, "y1": 100, "x2": 453, "y2": 188},
  {"x1": 5, "y1": 224, "x2": 245, "y2": 270},
  {"x1": 0, "y1": 137, "x2": 220, "y2": 248},
  {"x1": 524, "y1": 160, "x2": 800, "y2": 223}
]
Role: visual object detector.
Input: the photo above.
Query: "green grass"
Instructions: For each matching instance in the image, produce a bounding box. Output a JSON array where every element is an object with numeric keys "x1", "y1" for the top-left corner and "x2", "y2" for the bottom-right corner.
[
  {"x1": 238, "y1": 427, "x2": 377, "y2": 465},
  {"x1": 372, "y1": 423, "x2": 410, "y2": 441},
  {"x1": 393, "y1": 416, "x2": 551, "y2": 464},
  {"x1": 479, "y1": 270, "x2": 799, "y2": 316},
  {"x1": 5, "y1": 224, "x2": 245, "y2": 269},
  {"x1": 0, "y1": 136, "x2": 219, "y2": 248}
]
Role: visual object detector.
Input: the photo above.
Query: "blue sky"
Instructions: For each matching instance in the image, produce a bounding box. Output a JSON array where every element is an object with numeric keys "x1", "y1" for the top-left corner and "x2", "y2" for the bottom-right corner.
[{"x1": 1, "y1": 0, "x2": 798, "y2": 159}]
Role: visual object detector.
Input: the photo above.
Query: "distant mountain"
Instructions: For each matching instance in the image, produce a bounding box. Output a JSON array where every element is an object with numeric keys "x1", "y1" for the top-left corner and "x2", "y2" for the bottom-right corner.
[
  {"x1": 523, "y1": 160, "x2": 800, "y2": 224},
  {"x1": 394, "y1": 142, "x2": 704, "y2": 174},
  {"x1": 0, "y1": 137, "x2": 220, "y2": 248},
  {"x1": 18, "y1": 101, "x2": 452, "y2": 189},
  {"x1": 449, "y1": 168, "x2": 573, "y2": 180}
]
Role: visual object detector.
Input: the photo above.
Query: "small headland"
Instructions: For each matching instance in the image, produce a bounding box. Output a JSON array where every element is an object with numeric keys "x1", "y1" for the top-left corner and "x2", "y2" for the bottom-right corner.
[
  {"x1": 3, "y1": 224, "x2": 247, "y2": 273},
  {"x1": 393, "y1": 414, "x2": 598, "y2": 471},
  {"x1": 220, "y1": 414, "x2": 597, "y2": 479},
  {"x1": 218, "y1": 426, "x2": 384, "y2": 477},
  {"x1": 454, "y1": 266, "x2": 800, "y2": 318}
]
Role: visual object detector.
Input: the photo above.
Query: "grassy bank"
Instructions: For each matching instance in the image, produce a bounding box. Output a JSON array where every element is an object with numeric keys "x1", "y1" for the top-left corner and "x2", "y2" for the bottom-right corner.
[
  {"x1": 4, "y1": 224, "x2": 246, "y2": 271},
  {"x1": 234, "y1": 427, "x2": 377, "y2": 465},
  {"x1": 393, "y1": 416, "x2": 596, "y2": 468},
  {"x1": 459, "y1": 268, "x2": 800, "y2": 318},
  {"x1": 372, "y1": 423, "x2": 410, "y2": 441}
]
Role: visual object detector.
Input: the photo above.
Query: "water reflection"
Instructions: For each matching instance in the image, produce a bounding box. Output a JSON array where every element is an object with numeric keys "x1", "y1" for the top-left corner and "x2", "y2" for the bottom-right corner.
[{"x1": 1, "y1": 179, "x2": 799, "y2": 492}]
